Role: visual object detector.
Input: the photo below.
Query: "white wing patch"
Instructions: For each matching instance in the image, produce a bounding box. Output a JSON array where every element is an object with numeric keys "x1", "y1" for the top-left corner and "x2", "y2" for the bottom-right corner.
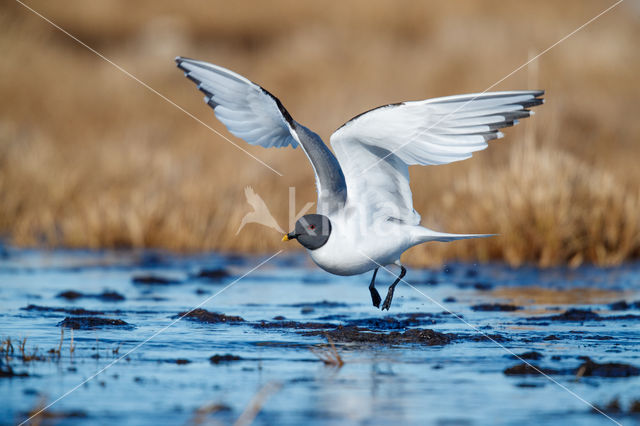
[{"x1": 331, "y1": 90, "x2": 544, "y2": 223}]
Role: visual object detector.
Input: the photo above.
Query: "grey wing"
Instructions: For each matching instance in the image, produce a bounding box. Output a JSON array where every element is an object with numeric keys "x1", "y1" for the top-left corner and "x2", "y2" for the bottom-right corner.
[{"x1": 176, "y1": 57, "x2": 346, "y2": 213}]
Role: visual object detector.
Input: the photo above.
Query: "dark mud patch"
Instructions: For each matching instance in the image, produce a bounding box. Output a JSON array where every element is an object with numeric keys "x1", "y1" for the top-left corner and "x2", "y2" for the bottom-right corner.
[
  {"x1": 504, "y1": 357, "x2": 640, "y2": 377},
  {"x1": 192, "y1": 268, "x2": 230, "y2": 281},
  {"x1": 346, "y1": 313, "x2": 437, "y2": 329},
  {"x1": 210, "y1": 354, "x2": 242, "y2": 364},
  {"x1": 511, "y1": 351, "x2": 544, "y2": 360},
  {"x1": 473, "y1": 282, "x2": 494, "y2": 291},
  {"x1": 303, "y1": 326, "x2": 452, "y2": 346},
  {"x1": 178, "y1": 309, "x2": 244, "y2": 323},
  {"x1": 132, "y1": 275, "x2": 181, "y2": 285},
  {"x1": 577, "y1": 357, "x2": 640, "y2": 377},
  {"x1": 528, "y1": 308, "x2": 640, "y2": 322},
  {"x1": 585, "y1": 335, "x2": 614, "y2": 340},
  {"x1": 504, "y1": 363, "x2": 560, "y2": 376},
  {"x1": 592, "y1": 398, "x2": 640, "y2": 415},
  {"x1": 471, "y1": 303, "x2": 521, "y2": 312},
  {"x1": 253, "y1": 320, "x2": 335, "y2": 330},
  {"x1": 460, "y1": 333, "x2": 511, "y2": 343},
  {"x1": 22, "y1": 304, "x2": 105, "y2": 315},
  {"x1": 20, "y1": 409, "x2": 88, "y2": 421},
  {"x1": 609, "y1": 300, "x2": 640, "y2": 311},
  {"x1": 543, "y1": 335, "x2": 560, "y2": 341},
  {"x1": 252, "y1": 341, "x2": 315, "y2": 349},
  {"x1": 534, "y1": 308, "x2": 601, "y2": 321},
  {"x1": 0, "y1": 365, "x2": 29, "y2": 378},
  {"x1": 251, "y1": 313, "x2": 440, "y2": 331},
  {"x1": 515, "y1": 382, "x2": 545, "y2": 388},
  {"x1": 57, "y1": 316, "x2": 132, "y2": 329},
  {"x1": 57, "y1": 290, "x2": 125, "y2": 302},
  {"x1": 284, "y1": 301, "x2": 349, "y2": 308}
]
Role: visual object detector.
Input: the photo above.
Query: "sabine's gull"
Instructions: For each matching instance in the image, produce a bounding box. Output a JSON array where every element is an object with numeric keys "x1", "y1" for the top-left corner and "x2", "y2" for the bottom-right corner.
[{"x1": 176, "y1": 57, "x2": 544, "y2": 310}]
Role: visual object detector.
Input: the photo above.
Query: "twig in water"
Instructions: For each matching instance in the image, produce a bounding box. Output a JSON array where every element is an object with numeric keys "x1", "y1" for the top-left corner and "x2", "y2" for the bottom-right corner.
[
  {"x1": 574, "y1": 364, "x2": 587, "y2": 382},
  {"x1": 233, "y1": 381, "x2": 282, "y2": 426},
  {"x1": 49, "y1": 328, "x2": 64, "y2": 358},
  {"x1": 69, "y1": 329, "x2": 75, "y2": 356},
  {"x1": 309, "y1": 335, "x2": 344, "y2": 367},
  {"x1": 191, "y1": 402, "x2": 231, "y2": 425}
]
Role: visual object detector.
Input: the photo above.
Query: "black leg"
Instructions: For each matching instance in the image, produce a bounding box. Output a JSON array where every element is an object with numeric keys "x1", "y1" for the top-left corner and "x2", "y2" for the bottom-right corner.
[
  {"x1": 381, "y1": 266, "x2": 406, "y2": 311},
  {"x1": 369, "y1": 268, "x2": 381, "y2": 308}
]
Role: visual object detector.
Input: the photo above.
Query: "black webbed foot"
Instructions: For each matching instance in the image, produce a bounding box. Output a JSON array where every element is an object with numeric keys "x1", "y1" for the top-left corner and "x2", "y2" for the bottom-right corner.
[
  {"x1": 380, "y1": 265, "x2": 406, "y2": 311},
  {"x1": 381, "y1": 287, "x2": 395, "y2": 311},
  {"x1": 369, "y1": 268, "x2": 381, "y2": 308},
  {"x1": 370, "y1": 287, "x2": 381, "y2": 308}
]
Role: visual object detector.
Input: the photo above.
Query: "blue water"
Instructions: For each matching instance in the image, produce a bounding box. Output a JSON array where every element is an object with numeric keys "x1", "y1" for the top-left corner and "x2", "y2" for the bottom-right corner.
[{"x1": 1, "y1": 247, "x2": 639, "y2": 425}]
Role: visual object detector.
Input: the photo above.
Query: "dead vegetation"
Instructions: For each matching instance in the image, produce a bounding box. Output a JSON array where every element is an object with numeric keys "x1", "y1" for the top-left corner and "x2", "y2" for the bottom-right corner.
[
  {"x1": 2, "y1": 330, "x2": 76, "y2": 366},
  {"x1": 309, "y1": 335, "x2": 344, "y2": 367},
  {"x1": 1, "y1": 0, "x2": 639, "y2": 266}
]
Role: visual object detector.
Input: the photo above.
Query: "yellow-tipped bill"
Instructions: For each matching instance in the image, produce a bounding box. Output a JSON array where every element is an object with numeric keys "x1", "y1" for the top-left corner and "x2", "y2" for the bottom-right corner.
[{"x1": 282, "y1": 234, "x2": 290, "y2": 242}]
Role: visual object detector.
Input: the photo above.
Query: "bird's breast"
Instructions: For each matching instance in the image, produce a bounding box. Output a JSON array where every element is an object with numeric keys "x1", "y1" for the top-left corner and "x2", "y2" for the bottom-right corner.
[{"x1": 307, "y1": 218, "x2": 410, "y2": 276}]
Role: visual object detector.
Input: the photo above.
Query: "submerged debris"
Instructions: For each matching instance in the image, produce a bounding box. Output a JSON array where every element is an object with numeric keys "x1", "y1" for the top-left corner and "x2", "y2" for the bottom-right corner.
[
  {"x1": 210, "y1": 354, "x2": 242, "y2": 364},
  {"x1": 609, "y1": 300, "x2": 640, "y2": 311},
  {"x1": 285, "y1": 301, "x2": 349, "y2": 308},
  {"x1": 22, "y1": 304, "x2": 105, "y2": 316},
  {"x1": 57, "y1": 290, "x2": 83, "y2": 300},
  {"x1": 57, "y1": 317, "x2": 131, "y2": 329},
  {"x1": 56, "y1": 290, "x2": 125, "y2": 302},
  {"x1": 541, "y1": 308, "x2": 601, "y2": 321},
  {"x1": 310, "y1": 336, "x2": 344, "y2": 367},
  {"x1": 473, "y1": 282, "x2": 494, "y2": 291},
  {"x1": 511, "y1": 351, "x2": 544, "y2": 360},
  {"x1": 504, "y1": 363, "x2": 559, "y2": 376},
  {"x1": 193, "y1": 268, "x2": 230, "y2": 281},
  {"x1": 504, "y1": 357, "x2": 640, "y2": 378},
  {"x1": 591, "y1": 397, "x2": 640, "y2": 415},
  {"x1": 132, "y1": 274, "x2": 181, "y2": 285},
  {"x1": 304, "y1": 326, "x2": 452, "y2": 346},
  {"x1": 528, "y1": 308, "x2": 640, "y2": 322},
  {"x1": 577, "y1": 357, "x2": 640, "y2": 378},
  {"x1": 346, "y1": 313, "x2": 437, "y2": 329},
  {"x1": 0, "y1": 364, "x2": 29, "y2": 378},
  {"x1": 471, "y1": 303, "x2": 521, "y2": 312},
  {"x1": 179, "y1": 309, "x2": 244, "y2": 323},
  {"x1": 253, "y1": 320, "x2": 333, "y2": 330}
]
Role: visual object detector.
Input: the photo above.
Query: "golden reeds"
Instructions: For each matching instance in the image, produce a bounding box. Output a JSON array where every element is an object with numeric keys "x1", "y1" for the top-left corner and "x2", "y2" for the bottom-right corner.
[{"x1": 1, "y1": 0, "x2": 639, "y2": 266}]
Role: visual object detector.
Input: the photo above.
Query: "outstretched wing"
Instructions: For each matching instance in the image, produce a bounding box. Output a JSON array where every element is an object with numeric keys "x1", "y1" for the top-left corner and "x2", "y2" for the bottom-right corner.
[
  {"x1": 176, "y1": 57, "x2": 346, "y2": 213},
  {"x1": 330, "y1": 90, "x2": 544, "y2": 224}
]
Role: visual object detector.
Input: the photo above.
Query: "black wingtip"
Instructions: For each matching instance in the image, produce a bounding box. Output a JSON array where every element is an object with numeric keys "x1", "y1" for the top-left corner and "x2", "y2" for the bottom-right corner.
[
  {"x1": 175, "y1": 56, "x2": 198, "y2": 71},
  {"x1": 520, "y1": 99, "x2": 544, "y2": 108}
]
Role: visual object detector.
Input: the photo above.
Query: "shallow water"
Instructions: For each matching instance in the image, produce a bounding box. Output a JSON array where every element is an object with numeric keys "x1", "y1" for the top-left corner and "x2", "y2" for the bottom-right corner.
[{"x1": 1, "y1": 247, "x2": 640, "y2": 425}]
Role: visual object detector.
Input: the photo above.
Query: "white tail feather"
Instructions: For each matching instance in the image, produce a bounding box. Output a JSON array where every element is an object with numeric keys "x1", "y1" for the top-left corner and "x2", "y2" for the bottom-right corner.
[{"x1": 412, "y1": 227, "x2": 496, "y2": 244}]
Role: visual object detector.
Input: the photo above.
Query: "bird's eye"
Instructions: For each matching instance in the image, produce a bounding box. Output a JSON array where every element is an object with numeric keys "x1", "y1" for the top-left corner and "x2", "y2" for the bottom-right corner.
[{"x1": 309, "y1": 225, "x2": 315, "y2": 230}]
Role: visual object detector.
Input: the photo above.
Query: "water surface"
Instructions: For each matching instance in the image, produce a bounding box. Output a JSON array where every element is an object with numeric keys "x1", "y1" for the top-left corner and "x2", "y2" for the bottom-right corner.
[{"x1": 1, "y1": 248, "x2": 639, "y2": 425}]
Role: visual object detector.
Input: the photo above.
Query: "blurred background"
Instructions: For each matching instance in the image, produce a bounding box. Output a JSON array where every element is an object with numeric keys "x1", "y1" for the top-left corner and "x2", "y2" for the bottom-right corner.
[{"x1": 1, "y1": 0, "x2": 639, "y2": 267}]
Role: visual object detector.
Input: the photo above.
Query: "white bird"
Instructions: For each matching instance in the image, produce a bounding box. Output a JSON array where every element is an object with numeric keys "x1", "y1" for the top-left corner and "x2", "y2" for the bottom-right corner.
[{"x1": 176, "y1": 57, "x2": 544, "y2": 310}]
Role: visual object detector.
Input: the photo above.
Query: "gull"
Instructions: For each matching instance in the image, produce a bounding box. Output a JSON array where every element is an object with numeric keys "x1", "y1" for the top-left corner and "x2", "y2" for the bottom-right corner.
[{"x1": 176, "y1": 57, "x2": 544, "y2": 310}]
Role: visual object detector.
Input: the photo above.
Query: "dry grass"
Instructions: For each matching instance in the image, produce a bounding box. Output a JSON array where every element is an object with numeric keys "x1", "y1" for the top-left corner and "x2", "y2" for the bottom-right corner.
[
  {"x1": 1, "y1": 0, "x2": 639, "y2": 266},
  {"x1": 310, "y1": 335, "x2": 344, "y2": 367}
]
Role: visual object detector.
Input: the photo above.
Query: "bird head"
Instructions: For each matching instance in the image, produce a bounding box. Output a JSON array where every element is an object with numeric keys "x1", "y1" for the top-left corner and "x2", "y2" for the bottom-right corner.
[{"x1": 282, "y1": 214, "x2": 331, "y2": 250}]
